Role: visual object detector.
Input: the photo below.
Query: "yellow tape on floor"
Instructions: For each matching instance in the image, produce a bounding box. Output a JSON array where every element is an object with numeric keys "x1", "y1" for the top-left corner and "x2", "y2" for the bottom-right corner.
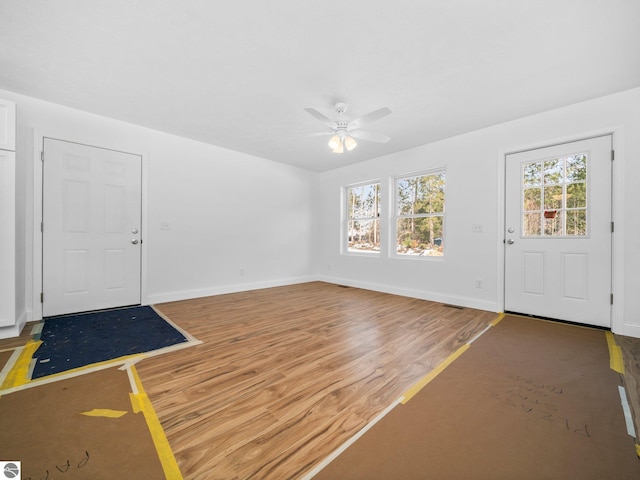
[
  {"x1": 401, "y1": 313, "x2": 503, "y2": 404},
  {"x1": 81, "y1": 408, "x2": 128, "y2": 418},
  {"x1": 402, "y1": 344, "x2": 470, "y2": 404},
  {"x1": 490, "y1": 312, "x2": 505, "y2": 326},
  {"x1": 605, "y1": 331, "x2": 624, "y2": 374},
  {"x1": 0, "y1": 340, "x2": 42, "y2": 390},
  {"x1": 128, "y1": 365, "x2": 183, "y2": 480}
]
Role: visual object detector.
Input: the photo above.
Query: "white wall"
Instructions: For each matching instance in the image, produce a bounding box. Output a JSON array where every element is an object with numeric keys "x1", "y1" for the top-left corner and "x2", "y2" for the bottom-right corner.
[
  {"x1": 0, "y1": 88, "x2": 314, "y2": 337},
  {"x1": 143, "y1": 138, "x2": 314, "y2": 303},
  {"x1": 3, "y1": 87, "x2": 639, "y2": 339},
  {"x1": 314, "y1": 87, "x2": 640, "y2": 337},
  {"x1": 313, "y1": 134, "x2": 500, "y2": 311}
]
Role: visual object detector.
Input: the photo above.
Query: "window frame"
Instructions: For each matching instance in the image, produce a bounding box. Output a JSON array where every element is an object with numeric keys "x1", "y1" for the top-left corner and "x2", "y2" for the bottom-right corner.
[
  {"x1": 343, "y1": 180, "x2": 382, "y2": 255},
  {"x1": 392, "y1": 168, "x2": 446, "y2": 259},
  {"x1": 520, "y1": 152, "x2": 589, "y2": 239}
]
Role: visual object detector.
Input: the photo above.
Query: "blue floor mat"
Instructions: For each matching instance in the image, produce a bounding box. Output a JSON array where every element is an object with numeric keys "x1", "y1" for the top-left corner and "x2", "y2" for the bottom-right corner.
[{"x1": 32, "y1": 306, "x2": 188, "y2": 379}]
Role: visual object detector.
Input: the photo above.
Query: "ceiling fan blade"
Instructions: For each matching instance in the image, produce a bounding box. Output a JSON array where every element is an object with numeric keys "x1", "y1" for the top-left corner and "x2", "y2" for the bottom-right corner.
[
  {"x1": 304, "y1": 107, "x2": 335, "y2": 127},
  {"x1": 348, "y1": 107, "x2": 392, "y2": 130},
  {"x1": 350, "y1": 130, "x2": 391, "y2": 143},
  {"x1": 308, "y1": 131, "x2": 334, "y2": 136}
]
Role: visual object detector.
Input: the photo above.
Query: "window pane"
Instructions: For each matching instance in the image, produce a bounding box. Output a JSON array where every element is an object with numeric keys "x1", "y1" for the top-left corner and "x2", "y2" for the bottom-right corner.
[
  {"x1": 396, "y1": 216, "x2": 443, "y2": 256},
  {"x1": 348, "y1": 184, "x2": 379, "y2": 220},
  {"x1": 521, "y1": 152, "x2": 588, "y2": 238},
  {"x1": 566, "y1": 183, "x2": 586, "y2": 208},
  {"x1": 523, "y1": 212, "x2": 541, "y2": 236},
  {"x1": 395, "y1": 170, "x2": 445, "y2": 257},
  {"x1": 544, "y1": 210, "x2": 563, "y2": 236},
  {"x1": 346, "y1": 182, "x2": 380, "y2": 255},
  {"x1": 544, "y1": 159, "x2": 563, "y2": 185},
  {"x1": 523, "y1": 188, "x2": 541, "y2": 211},
  {"x1": 566, "y1": 154, "x2": 587, "y2": 182},
  {"x1": 566, "y1": 210, "x2": 587, "y2": 236},
  {"x1": 523, "y1": 162, "x2": 542, "y2": 187},
  {"x1": 415, "y1": 174, "x2": 445, "y2": 214},
  {"x1": 396, "y1": 178, "x2": 416, "y2": 215},
  {"x1": 396, "y1": 174, "x2": 445, "y2": 215},
  {"x1": 544, "y1": 185, "x2": 563, "y2": 209},
  {"x1": 348, "y1": 219, "x2": 380, "y2": 252}
]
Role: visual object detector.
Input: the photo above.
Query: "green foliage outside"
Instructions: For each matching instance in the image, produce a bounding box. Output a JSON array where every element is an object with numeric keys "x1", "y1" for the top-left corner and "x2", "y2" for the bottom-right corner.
[
  {"x1": 346, "y1": 172, "x2": 446, "y2": 255},
  {"x1": 396, "y1": 172, "x2": 445, "y2": 255},
  {"x1": 522, "y1": 154, "x2": 587, "y2": 237}
]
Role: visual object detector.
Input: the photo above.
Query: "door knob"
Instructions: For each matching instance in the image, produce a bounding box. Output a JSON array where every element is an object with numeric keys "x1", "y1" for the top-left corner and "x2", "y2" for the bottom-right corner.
[
  {"x1": 131, "y1": 238, "x2": 139, "y2": 245},
  {"x1": 507, "y1": 238, "x2": 515, "y2": 245}
]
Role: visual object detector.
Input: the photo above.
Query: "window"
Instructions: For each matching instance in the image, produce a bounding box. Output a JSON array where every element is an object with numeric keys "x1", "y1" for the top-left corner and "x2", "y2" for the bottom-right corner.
[
  {"x1": 346, "y1": 182, "x2": 380, "y2": 253},
  {"x1": 395, "y1": 170, "x2": 445, "y2": 256},
  {"x1": 522, "y1": 153, "x2": 587, "y2": 237}
]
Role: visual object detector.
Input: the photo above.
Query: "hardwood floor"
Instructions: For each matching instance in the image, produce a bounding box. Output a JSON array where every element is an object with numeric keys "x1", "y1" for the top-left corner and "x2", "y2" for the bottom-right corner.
[{"x1": 135, "y1": 282, "x2": 497, "y2": 479}]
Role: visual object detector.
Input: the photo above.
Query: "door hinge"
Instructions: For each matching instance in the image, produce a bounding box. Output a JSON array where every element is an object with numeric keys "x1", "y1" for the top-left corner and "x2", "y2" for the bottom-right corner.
[
  {"x1": 41, "y1": 222, "x2": 43, "y2": 233},
  {"x1": 610, "y1": 293, "x2": 614, "y2": 305},
  {"x1": 40, "y1": 292, "x2": 44, "y2": 303},
  {"x1": 611, "y1": 150, "x2": 615, "y2": 161},
  {"x1": 611, "y1": 221, "x2": 614, "y2": 233},
  {"x1": 41, "y1": 151, "x2": 44, "y2": 162}
]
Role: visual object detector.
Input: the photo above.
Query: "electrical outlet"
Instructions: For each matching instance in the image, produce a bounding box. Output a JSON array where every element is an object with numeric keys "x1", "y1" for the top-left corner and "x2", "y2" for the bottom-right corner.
[
  {"x1": 160, "y1": 222, "x2": 170, "y2": 230},
  {"x1": 475, "y1": 279, "x2": 482, "y2": 289}
]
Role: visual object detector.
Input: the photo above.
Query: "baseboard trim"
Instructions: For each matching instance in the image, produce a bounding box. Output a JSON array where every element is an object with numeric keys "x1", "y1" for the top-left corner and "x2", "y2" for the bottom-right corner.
[
  {"x1": 315, "y1": 274, "x2": 498, "y2": 312},
  {"x1": 0, "y1": 309, "x2": 28, "y2": 340},
  {"x1": 145, "y1": 275, "x2": 316, "y2": 305}
]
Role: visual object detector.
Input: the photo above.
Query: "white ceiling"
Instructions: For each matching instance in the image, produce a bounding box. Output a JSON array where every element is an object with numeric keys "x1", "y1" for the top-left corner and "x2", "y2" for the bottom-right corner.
[{"x1": 1, "y1": 1, "x2": 639, "y2": 172}]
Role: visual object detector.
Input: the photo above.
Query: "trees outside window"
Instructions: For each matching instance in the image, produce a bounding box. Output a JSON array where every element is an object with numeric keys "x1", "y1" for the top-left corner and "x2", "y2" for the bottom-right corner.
[
  {"x1": 522, "y1": 153, "x2": 587, "y2": 237},
  {"x1": 346, "y1": 183, "x2": 380, "y2": 253},
  {"x1": 395, "y1": 171, "x2": 445, "y2": 256}
]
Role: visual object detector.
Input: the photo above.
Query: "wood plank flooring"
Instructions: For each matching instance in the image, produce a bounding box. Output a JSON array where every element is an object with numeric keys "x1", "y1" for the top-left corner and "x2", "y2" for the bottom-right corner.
[{"x1": 135, "y1": 282, "x2": 497, "y2": 479}]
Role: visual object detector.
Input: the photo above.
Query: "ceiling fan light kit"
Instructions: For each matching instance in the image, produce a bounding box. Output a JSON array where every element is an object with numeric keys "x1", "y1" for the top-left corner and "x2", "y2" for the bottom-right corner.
[
  {"x1": 329, "y1": 131, "x2": 357, "y2": 153},
  {"x1": 328, "y1": 134, "x2": 344, "y2": 153},
  {"x1": 343, "y1": 135, "x2": 357, "y2": 151},
  {"x1": 305, "y1": 102, "x2": 392, "y2": 154}
]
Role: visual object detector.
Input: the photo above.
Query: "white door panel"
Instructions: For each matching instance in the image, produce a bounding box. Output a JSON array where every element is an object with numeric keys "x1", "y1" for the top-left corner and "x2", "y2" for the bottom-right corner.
[
  {"x1": 43, "y1": 139, "x2": 142, "y2": 316},
  {"x1": 505, "y1": 136, "x2": 612, "y2": 327},
  {"x1": 522, "y1": 252, "x2": 543, "y2": 295}
]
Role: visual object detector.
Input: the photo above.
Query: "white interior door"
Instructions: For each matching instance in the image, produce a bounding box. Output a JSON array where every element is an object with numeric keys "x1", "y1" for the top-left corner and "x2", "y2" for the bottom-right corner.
[
  {"x1": 504, "y1": 136, "x2": 612, "y2": 327},
  {"x1": 43, "y1": 138, "x2": 142, "y2": 317}
]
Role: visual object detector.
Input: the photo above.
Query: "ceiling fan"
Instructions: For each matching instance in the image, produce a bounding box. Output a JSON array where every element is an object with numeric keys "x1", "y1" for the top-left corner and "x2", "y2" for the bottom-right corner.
[{"x1": 305, "y1": 102, "x2": 391, "y2": 153}]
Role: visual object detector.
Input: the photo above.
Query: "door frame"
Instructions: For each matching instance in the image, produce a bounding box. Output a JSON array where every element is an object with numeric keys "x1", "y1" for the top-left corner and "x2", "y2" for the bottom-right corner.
[
  {"x1": 31, "y1": 131, "x2": 149, "y2": 321},
  {"x1": 498, "y1": 127, "x2": 625, "y2": 333}
]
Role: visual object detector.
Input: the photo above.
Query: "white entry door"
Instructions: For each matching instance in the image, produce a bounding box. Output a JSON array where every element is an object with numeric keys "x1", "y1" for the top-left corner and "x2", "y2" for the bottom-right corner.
[
  {"x1": 504, "y1": 136, "x2": 612, "y2": 327},
  {"x1": 43, "y1": 138, "x2": 142, "y2": 317}
]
